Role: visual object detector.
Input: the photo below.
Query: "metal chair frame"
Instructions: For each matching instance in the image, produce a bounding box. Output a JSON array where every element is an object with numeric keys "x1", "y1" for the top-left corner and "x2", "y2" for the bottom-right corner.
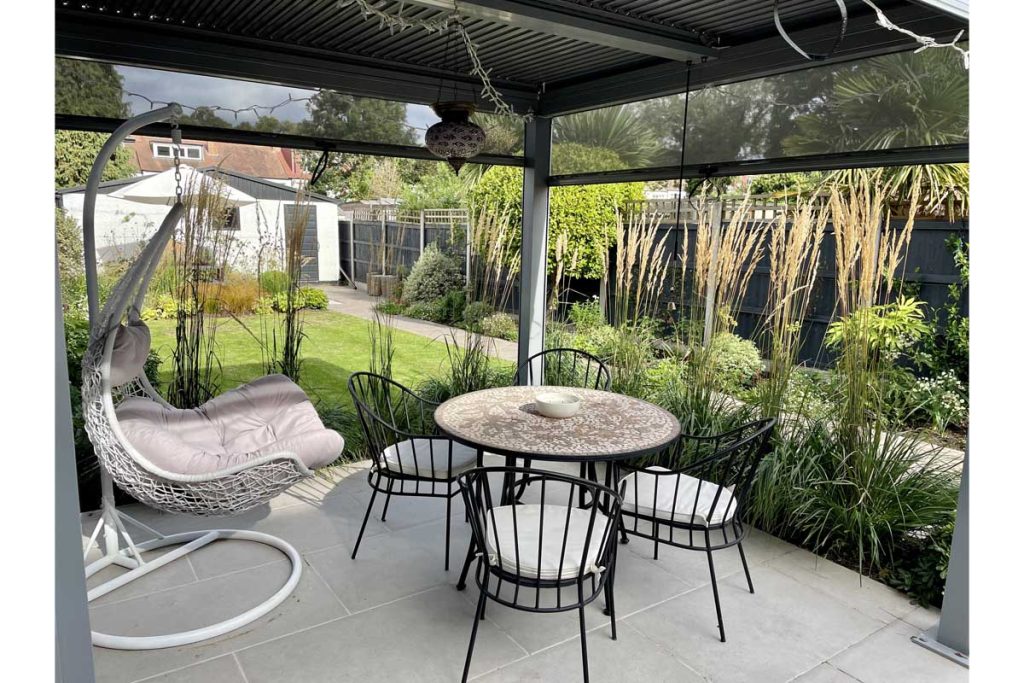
[
  {"x1": 618, "y1": 418, "x2": 776, "y2": 642},
  {"x1": 458, "y1": 466, "x2": 624, "y2": 683},
  {"x1": 515, "y1": 347, "x2": 612, "y2": 503},
  {"x1": 348, "y1": 371, "x2": 474, "y2": 570}
]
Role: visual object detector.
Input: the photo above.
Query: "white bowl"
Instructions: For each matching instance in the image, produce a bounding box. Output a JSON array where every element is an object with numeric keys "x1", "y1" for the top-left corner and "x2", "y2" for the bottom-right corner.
[{"x1": 535, "y1": 391, "x2": 581, "y2": 419}]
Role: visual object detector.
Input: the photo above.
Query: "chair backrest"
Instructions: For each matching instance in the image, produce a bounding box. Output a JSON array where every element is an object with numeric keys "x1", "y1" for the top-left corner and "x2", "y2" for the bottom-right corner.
[
  {"x1": 624, "y1": 418, "x2": 775, "y2": 528},
  {"x1": 348, "y1": 371, "x2": 451, "y2": 480},
  {"x1": 516, "y1": 348, "x2": 611, "y2": 390},
  {"x1": 458, "y1": 466, "x2": 622, "y2": 607}
]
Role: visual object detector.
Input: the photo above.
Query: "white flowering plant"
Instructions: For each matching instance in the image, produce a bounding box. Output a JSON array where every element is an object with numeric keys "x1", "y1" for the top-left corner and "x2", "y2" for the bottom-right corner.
[{"x1": 907, "y1": 370, "x2": 968, "y2": 432}]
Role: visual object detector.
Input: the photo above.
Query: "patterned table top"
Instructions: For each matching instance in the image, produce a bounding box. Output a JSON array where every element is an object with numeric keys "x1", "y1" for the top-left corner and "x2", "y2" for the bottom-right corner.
[{"x1": 435, "y1": 386, "x2": 680, "y2": 461}]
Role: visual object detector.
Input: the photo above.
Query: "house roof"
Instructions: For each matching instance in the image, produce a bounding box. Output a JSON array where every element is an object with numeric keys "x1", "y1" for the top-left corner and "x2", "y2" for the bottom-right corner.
[
  {"x1": 56, "y1": 166, "x2": 337, "y2": 204},
  {"x1": 126, "y1": 135, "x2": 308, "y2": 180}
]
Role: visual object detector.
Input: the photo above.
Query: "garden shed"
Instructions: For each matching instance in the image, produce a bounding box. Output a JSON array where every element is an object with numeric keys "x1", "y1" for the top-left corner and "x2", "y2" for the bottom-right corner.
[{"x1": 57, "y1": 168, "x2": 341, "y2": 282}]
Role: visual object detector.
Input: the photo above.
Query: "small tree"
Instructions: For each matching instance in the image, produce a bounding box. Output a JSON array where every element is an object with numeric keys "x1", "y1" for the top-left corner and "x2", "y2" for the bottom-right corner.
[{"x1": 471, "y1": 161, "x2": 644, "y2": 280}]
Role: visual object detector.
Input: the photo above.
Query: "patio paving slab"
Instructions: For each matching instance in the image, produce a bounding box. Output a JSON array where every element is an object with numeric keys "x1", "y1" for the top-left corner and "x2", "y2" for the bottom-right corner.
[
  {"x1": 235, "y1": 586, "x2": 526, "y2": 683},
  {"x1": 136, "y1": 655, "x2": 246, "y2": 683},
  {"x1": 90, "y1": 559, "x2": 347, "y2": 683},
  {"x1": 472, "y1": 621, "x2": 704, "y2": 682},
  {"x1": 83, "y1": 463, "x2": 966, "y2": 683},
  {"x1": 306, "y1": 518, "x2": 471, "y2": 612},
  {"x1": 828, "y1": 618, "x2": 967, "y2": 683},
  {"x1": 626, "y1": 567, "x2": 886, "y2": 682}
]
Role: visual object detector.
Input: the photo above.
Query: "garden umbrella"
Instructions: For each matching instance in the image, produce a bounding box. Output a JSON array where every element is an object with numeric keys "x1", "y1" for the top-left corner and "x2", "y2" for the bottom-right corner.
[{"x1": 110, "y1": 166, "x2": 257, "y2": 207}]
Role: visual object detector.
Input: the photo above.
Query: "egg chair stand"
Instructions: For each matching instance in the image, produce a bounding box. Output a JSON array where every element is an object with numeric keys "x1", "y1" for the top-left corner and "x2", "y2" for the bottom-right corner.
[{"x1": 78, "y1": 104, "x2": 315, "y2": 651}]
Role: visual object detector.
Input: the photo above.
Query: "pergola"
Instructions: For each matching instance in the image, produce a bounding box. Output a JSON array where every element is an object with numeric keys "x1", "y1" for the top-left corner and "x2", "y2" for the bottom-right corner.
[{"x1": 54, "y1": 1, "x2": 970, "y2": 679}]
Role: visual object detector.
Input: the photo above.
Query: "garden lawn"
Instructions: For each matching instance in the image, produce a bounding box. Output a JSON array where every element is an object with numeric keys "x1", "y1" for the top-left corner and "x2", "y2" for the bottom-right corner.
[{"x1": 145, "y1": 310, "x2": 467, "y2": 458}]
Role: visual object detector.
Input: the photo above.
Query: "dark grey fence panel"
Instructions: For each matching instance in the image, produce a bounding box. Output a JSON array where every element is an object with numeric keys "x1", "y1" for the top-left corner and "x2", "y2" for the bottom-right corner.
[{"x1": 635, "y1": 215, "x2": 968, "y2": 368}]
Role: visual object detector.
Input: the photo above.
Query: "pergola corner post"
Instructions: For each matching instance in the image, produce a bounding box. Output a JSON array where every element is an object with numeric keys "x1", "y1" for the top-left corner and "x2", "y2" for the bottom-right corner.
[
  {"x1": 913, "y1": 447, "x2": 969, "y2": 667},
  {"x1": 517, "y1": 116, "x2": 552, "y2": 384}
]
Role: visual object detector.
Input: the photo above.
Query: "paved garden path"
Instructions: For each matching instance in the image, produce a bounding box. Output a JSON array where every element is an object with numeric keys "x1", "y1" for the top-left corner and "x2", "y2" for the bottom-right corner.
[{"x1": 317, "y1": 284, "x2": 519, "y2": 364}]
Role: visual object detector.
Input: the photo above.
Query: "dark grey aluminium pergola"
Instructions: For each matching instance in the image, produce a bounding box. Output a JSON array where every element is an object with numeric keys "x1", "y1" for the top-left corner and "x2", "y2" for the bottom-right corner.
[{"x1": 54, "y1": 1, "x2": 970, "y2": 677}]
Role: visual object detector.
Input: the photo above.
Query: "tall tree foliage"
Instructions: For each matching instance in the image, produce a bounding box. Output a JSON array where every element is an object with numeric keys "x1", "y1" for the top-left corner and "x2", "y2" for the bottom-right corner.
[{"x1": 55, "y1": 58, "x2": 128, "y2": 118}]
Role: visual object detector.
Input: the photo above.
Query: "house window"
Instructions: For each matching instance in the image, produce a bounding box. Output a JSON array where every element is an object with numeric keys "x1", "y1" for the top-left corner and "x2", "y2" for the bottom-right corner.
[
  {"x1": 152, "y1": 143, "x2": 203, "y2": 160},
  {"x1": 217, "y1": 207, "x2": 241, "y2": 231}
]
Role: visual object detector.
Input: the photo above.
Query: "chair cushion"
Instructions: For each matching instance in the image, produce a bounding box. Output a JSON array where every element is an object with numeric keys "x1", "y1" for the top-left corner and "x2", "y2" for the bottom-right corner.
[
  {"x1": 109, "y1": 321, "x2": 152, "y2": 386},
  {"x1": 381, "y1": 439, "x2": 478, "y2": 479},
  {"x1": 484, "y1": 504, "x2": 610, "y2": 580},
  {"x1": 116, "y1": 374, "x2": 343, "y2": 475},
  {"x1": 621, "y1": 467, "x2": 736, "y2": 527}
]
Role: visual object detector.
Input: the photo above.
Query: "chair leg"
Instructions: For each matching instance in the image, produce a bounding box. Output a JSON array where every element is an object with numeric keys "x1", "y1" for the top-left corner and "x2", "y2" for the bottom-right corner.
[
  {"x1": 737, "y1": 541, "x2": 755, "y2": 594},
  {"x1": 457, "y1": 539, "x2": 475, "y2": 590},
  {"x1": 380, "y1": 480, "x2": 394, "y2": 522},
  {"x1": 653, "y1": 523, "x2": 660, "y2": 560},
  {"x1": 462, "y1": 590, "x2": 487, "y2": 683},
  {"x1": 706, "y1": 548, "x2": 726, "y2": 642},
  {"x1": 603, "y1": 561, "x2": 618, "y2": 640},
  {"x1": 578, "y1": 603, "x2": 590, "y2": 683},
  {"x1": 351, "y1": 486, "x2": 379, "y2": 560},
  {"x1": 445, "y1": 492, "x2": 453, "y2": 571}
]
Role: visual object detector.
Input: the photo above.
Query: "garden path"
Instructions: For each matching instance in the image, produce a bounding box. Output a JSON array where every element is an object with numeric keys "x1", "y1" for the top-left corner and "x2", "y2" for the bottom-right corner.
[{"x1": 317, "y1": 284, "x2": 519, "y2": 364}]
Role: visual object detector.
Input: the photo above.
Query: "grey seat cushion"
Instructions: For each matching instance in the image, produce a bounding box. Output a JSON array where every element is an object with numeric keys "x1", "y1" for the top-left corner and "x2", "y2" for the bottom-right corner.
[{"x1": 116, "y1": 374, "x2": 343, "y2": 475}]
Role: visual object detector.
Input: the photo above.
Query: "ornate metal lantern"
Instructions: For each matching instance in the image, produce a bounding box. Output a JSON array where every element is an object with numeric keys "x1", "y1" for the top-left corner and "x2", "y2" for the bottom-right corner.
[{"x1": 425, "y1": 101, "x2": 486, "y2": 175}]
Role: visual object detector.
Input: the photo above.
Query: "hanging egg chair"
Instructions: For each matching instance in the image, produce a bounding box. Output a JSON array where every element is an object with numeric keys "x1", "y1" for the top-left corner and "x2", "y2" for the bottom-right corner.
[{"x1": 78, "y1": 105, "x2": 343, "y2": 650}]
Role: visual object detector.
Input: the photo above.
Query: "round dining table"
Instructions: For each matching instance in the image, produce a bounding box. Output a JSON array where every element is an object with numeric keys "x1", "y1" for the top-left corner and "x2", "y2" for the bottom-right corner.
[{"x1": 434, "y1": 385, "x2": 680, "y2": 590}]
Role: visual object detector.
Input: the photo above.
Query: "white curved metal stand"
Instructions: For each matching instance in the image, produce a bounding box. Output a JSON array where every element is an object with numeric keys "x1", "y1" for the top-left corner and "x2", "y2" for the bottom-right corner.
[{"x1": 84, "y1": 503, "x2": 302, "y2": 650}]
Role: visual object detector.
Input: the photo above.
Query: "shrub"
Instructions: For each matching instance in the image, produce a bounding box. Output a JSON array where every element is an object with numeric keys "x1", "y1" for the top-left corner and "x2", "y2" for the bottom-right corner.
[
  {"x1": 437, "y1": 289, "x2": 467, "y2": 323},
  {"x1": 404, "y1": 300, "x2": 447, "y2": 323},
  {"x1": 140, "y1": 294, "x2": 178, "y2": 321},
  {"x1": 403, "y1": 244, "x2": 465, "y2": 304},
  {"x1": 260, "y1": 270, "x2": 291, "y2": 295},
  {"x1": 462, "y1": 301, "x2": 494, "y2": 330},
  {"x1": 708, "y1": 333, "x2": 763, "y2": 393},
  {"x1": 374, "y1": 299, "x2": 406, "y2": 316},
  {"x1": 569, "y1": 324, "x2": 620, "y2": 360},
  {"x1": 480, "y1": 312, "x2": 518, "y2": 341},
  {"x1": 569, "y1": 297, "x2": 604, "y2": 331},
  {"x1": 906, "y1": 370, "x2": 968, "y2": 432},
  {"x1": 271, "y1": 287, "x2": 329, "y2": 312},
  {"x1": 301, "y1": 287, "x2": 329, "y2": 310},
  {"x1": 881, "y1": 517, "x2": 956, "y2": 607}
]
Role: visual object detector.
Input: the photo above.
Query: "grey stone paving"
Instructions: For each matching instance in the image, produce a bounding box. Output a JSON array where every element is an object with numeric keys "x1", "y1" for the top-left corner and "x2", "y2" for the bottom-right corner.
[{"x1": 83, "y1": 460, "x2": 967, "y2": 683}]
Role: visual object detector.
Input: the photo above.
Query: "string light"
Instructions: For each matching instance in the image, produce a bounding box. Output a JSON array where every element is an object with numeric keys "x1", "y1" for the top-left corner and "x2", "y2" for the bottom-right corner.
[
  {"x1": 338, "y1": 0, "x2": 532, "y2": 120},
  {"x1": 124, "y1": 91, "x2": 316, "y2": 122},
  {"x1": 862, "y1": 0, "x2": 969, "y2": 68}
]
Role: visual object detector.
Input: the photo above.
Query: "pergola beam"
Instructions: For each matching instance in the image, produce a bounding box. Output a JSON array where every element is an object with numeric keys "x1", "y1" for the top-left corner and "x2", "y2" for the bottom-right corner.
[
  {"x1": 56, "y1": 114, "x2": 525, "y2": 168},
  {"x1": 55, "y1": 10, "x2": 540, "y2": 114},
  {"x1": 404, "y1": 0, "x2": 716, "y2": 62},
  {"x1": 546, "y1": 145, "x2": 970, "y2": 187},
  {"x1": 538, "y1": 4, "x2": 967, "y2": 115}
]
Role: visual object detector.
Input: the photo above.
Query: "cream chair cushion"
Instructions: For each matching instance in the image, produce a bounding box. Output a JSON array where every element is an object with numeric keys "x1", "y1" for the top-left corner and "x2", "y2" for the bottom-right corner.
[
  {"x1": 621, "y1": 467, "x2": 736, "y2": 527},
  {"x1": 484, "y1": 504, "x2": 609, "y2": 580}
]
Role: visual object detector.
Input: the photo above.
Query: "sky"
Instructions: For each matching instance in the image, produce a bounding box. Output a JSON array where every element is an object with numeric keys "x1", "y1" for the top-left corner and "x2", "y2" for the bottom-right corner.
[{"x1": 117, "y1": 65, "x2": 437, "y2": 144}]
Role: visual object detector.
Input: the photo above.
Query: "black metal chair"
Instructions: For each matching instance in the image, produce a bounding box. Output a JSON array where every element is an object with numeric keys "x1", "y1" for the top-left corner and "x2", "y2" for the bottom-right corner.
[
  {"x1": 458, "y1": 466, "x2": 623, "y2": 683},
  {"x1": 516, "y1": 347, "x2": 611, "y2": 390},
  {"x1": 515, "y1": 348, "x2": 611, "y2": 499},
  {"x1": 348, "y1": 371, "x2": 480, "y2": 570},
  {"x1": 618, "y1": 418, "x2": 776, "y2": 642}
]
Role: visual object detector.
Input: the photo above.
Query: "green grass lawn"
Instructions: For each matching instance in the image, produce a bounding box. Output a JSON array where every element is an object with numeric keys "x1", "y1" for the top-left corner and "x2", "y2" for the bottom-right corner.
[{"x1": 145, "y1": 310, "x2": 466, "y2": 458}]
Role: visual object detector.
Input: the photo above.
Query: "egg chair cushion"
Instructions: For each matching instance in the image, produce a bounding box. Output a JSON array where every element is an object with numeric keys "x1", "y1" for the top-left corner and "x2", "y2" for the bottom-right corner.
[
  {"x1": 109, "y1": 321, "x2": 152, "y2": 386},
  {"x1": 116, "y1": 374, "x2": 343, "y2": 475}
]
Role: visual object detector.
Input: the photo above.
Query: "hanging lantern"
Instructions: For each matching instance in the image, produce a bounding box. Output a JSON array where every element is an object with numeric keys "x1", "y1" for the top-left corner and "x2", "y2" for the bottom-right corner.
[{"x1": 425, "y1": 101, "x2": 486, "y2": 175}]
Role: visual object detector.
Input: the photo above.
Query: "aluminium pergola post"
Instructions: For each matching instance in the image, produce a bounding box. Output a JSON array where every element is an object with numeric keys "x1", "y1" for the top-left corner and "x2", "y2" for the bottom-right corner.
[
  {"x1": 517, "y1": 116, "x2": 552, "y2": 384},
  {"x1": 913, "y1": 448, "x2": 969, "y2": 667}
]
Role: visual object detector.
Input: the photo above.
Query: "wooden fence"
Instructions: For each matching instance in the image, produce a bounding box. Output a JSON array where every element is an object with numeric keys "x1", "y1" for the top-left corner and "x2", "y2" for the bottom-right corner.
[{"x1": 341, "y1": 208, "x2": 470, "y2": 283}]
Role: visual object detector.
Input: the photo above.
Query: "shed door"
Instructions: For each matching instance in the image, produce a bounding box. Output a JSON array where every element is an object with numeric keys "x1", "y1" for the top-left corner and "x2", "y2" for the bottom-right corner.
[{"x1": 284, "y1": 204, "x2": 319, "y2": 283}]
